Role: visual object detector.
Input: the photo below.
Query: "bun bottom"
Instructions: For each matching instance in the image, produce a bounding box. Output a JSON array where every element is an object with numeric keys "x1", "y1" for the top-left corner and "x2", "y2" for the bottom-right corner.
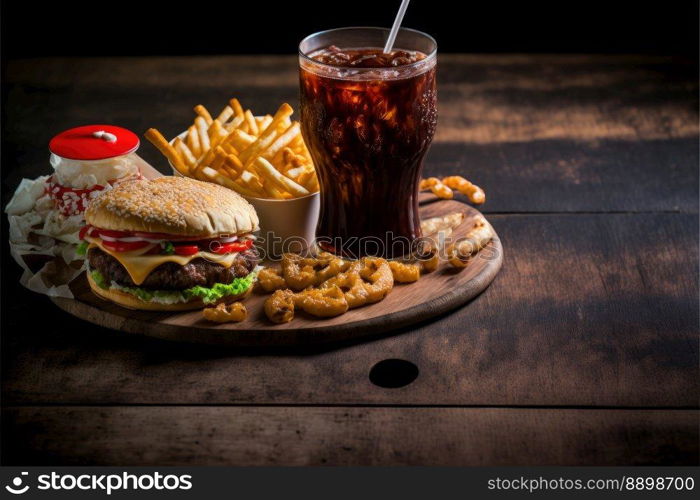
[{"x1": 87, "y1": 273, "x2": 252, "y2": 312}]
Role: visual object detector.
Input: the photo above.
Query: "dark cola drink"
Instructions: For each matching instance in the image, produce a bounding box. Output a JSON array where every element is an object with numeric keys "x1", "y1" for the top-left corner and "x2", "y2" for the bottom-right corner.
[{"x1": 299, "y1": 32, "x2": 437, "y2": 259}]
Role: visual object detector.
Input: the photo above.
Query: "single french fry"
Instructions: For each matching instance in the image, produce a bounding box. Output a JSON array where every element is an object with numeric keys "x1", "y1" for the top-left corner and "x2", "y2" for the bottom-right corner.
[
  {"x1": 239, "y1": 130, "x2": 278, "y2": 166},
  {"x1": 190, "y1": 163, "x2": 209, "y2": 182},
  {"x1": 289, "y1": 135, "x2": 305, "y2": 150},
  {"x1": 194, "y1": 105, "x2": 213, "y2": 125},
  {"x1": 195, "y1": 116, "x2": 211, "y2": 153},
  {"x1": 169, "y1": 140, "x2": 185, "y2": 167},
  {"x1": 257, "y1": 115, "x2": 273, "y2": 133},
  {"x1": 219, "y1": 162, "x2": 239, "y2": 180},
  {"x1": 200, "y1": 166, "x2": 258, "y2": 197},
  {"x1": 225, "y1": 153, "x2": 244, "y2": 172},
  {"x1": 229, "y1": 129, "x2": 256, "y2": 152},
  {"x1": 174, "y1": 137, "x2": 197, "y2": 167},
  {"x1": 297, "y1": 170, "x2": 313, "y2": 188},
  {"x1": 208, "y1": 119, "x2": 224, "y2": 142},
  {"x1": 255, "y1": 157, "x2": 309, "y2": 197},
  {"x1": 210, "y1": 146, "x2": 227, "y2": 170},
  {"x1": 276, "y1": 116, "x2": 292, "y2": 134},
  {"x1": 286, "y1": 166, "x2": 306, "y2": 179},
  {"x1": 207, "y1": 127, "x2": 228, "y2": 159},
  {"x1": 291, "y1": 137, "x2": 314, "y2": 166},
  {"x1": 304, "y1": 172, "x2": 320, "y2": 192},
  {"x1": 279, "y1": 147, "x2": 297, "y2": 167},
  {"x1": 263, "y1": 122, "x2": 301, "y2": 160},
  {"x1": 244, "y1": 110, "x2": 259, "y2": 136},
  {"x1": 216, "y1": 105, "x2": 234, "y2": 124},
  {"x1": 224, "y1": 114, "x2": 245, "y2": 132},
  {"x1": 250, "y1": 165, "x2": 285, "y2": 199},
  {"x1": 200, "y1": 165, "x2": 223, "y2": 182},
  {"x1": 215, "y1": 125, "x2": 229, "y2": 143},
  {"x1": 239, "y1": 170, "x2": 265, "y2": 196},
  {"x1": 194, "y1": 147, "x2": 217, "y2": 175},
  {"x1": 144, "y1": 129, "x2": 189, "y2": 176},
  {"x1": 263, "y1": 183, "x2": 285, "y2": 199},
  {"x1": 222, "y1": 143, "x2": 239, "y2": 156},
  {"x1": 239, "y1": 103, "x2": 293, "y2": 165},
  {"x1": 278, "y1": 147, "x2": 307, "y2": 171},
  {"x1": 300, "y1": 147, "x2": 314, "y2": 165},
  {"x1": 186, "y1": 125, "x2": 201, "y2": 158},
  {"x1": 229, "y1": 98, "x2": 244, "y2": 118}
]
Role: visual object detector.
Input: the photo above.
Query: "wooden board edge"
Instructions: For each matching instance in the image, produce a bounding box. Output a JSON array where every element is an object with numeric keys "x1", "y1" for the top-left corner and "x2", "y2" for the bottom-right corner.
[{"x1": 51, "y1": 235, "x2": 502, "y2": 347}]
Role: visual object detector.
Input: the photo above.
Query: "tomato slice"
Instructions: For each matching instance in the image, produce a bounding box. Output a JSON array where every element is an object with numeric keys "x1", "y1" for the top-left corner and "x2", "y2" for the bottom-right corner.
[
  {"x1": 173, "y1": 245, "x2": 200, "y2": 256},
  {"x1": 238, "y1": 239, "x2": 255, "y2": 251},
  {"x1": 101, "y1": 240, "x2": 150, "y2": 252},
  {"x1": 97, "y1": 229, "x2": 133, "y2": 239},
  {"x1": 209, "y1": 239, "x2": 253, "y2": 254},
  {"x1": 132, "y1": 231, "x2": 202, "y2": 241},
  {"x1": 78, "y1": 225, "x2": 91, "y2": 240}
]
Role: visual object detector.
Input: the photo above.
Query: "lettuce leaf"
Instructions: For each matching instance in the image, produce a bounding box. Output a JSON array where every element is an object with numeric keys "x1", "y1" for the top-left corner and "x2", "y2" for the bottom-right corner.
[
  {"x1": 90, "y1": 268, "x2": 257, "y2": 304},
  {"x1": 76, "y1": 241, "x2": 89, "y2": 256},
  {"x1": 90, "y1": 269, "x2": 108, "y2": 289},
  {"x1": 161, "y1": 241, "x2": 175, "y2": 255},
  {"x1": 182, "y1": 273, "x2": 257, "y2": 303}
]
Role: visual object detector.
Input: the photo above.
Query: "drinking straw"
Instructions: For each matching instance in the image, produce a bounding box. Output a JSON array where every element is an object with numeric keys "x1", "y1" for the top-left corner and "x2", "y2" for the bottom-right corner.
[{"x1": 383, "y1": 0, "x2": 411, "y2": 53}]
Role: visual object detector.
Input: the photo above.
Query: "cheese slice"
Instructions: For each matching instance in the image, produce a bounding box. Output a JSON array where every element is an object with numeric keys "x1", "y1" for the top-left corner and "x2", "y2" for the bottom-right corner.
[{"x1": 85, "y1": 236, "x2": 240, "y2": 286}]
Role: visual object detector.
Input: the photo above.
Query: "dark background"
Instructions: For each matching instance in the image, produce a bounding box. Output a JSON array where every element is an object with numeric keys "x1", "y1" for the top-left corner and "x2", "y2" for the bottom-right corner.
[
  {"x1": 2, "y1": 0, "x2": 698, "y2": 58},
  {"x1": 1, "y1": 0, "x2": 698, "y2": 467}
]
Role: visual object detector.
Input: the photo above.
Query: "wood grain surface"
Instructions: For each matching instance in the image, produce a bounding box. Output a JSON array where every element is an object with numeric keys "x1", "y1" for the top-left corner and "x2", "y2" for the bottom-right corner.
[
  {"x1": 4, "y1": 213, "x2": 696, "y2": 407},
  {"x1": 3, "y1": 407, "x2": 696, "y2": 466},
  {"x1": 2, "y1": 54, "x2": 698, "y2": 466},
  {"x1": 3, "y1": 55, "x2": 697, "y2": 213}
]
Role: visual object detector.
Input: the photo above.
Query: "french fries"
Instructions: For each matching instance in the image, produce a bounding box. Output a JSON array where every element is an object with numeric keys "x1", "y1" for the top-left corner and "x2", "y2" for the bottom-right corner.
[
  {"x1": 145, "y1": 98, "x2": 320, "y2": 200},
  {"x1": 144, "y1": 128, "x2": 189, "y2": 176}
]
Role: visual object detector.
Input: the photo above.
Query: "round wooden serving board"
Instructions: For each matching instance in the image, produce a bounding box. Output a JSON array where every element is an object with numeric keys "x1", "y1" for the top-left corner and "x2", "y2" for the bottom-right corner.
[{"x1": 52, "y1": 199, "x2": 502, "y2": 346}]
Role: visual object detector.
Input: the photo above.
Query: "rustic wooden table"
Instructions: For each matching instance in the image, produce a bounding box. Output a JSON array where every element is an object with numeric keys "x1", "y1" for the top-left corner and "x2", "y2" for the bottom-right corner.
[{"x1": 1, "y1": 55, "x2": 698, "y2": 466}]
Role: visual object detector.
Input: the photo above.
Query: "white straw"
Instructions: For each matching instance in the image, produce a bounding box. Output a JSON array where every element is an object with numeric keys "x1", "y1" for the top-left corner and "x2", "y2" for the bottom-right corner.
[{"x1": 383, "y1": 0, "x2": 411, "y2": 53}]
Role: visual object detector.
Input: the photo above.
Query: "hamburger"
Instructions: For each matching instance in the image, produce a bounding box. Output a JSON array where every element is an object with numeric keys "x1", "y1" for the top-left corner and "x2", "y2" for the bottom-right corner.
[{"x1": 82, "y1": 176, "x2": 260, "y2": 311}]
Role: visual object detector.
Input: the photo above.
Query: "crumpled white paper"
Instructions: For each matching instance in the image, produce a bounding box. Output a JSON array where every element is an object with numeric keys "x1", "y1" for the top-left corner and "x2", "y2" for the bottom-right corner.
[{"x1": 6, "y1": 175, "x2": 86, "y2": 298}]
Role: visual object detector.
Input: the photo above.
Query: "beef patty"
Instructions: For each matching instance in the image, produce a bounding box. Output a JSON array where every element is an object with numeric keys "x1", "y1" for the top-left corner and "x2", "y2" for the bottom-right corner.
[{"x1": 87, "y1": 247, "x2": 259, "y2": 290}]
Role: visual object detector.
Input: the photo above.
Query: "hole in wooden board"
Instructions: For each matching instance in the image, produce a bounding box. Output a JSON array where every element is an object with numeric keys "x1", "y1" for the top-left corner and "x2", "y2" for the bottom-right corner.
[{"x1": 369, "y1": 359, "x2": 419, "y2": 388}]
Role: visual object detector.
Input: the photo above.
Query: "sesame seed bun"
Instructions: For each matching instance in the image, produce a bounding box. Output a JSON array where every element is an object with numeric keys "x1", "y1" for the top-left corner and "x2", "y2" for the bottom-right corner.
[
  {"x1": 86, "y1": 176, "x2": 259, "y2": 237},
  {"x1": 87, "y1": 272, "x2": 252, "y2": 311}
]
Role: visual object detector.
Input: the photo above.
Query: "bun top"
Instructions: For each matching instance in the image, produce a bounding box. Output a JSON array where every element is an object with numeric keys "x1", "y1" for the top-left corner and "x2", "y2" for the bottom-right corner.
[{"x1": 86, "y1": 177, "x2": 259, "y2": 236}]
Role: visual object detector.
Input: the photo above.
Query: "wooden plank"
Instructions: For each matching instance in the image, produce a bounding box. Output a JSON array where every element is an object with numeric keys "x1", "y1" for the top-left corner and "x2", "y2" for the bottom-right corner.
[
  {"x1": 2, "y1": 406, "x2": 696, "y2": 466},
  {"x1": 2, "y1": 55, "x2": 696, "y2": 213},
  {"x1": 423, "y1": 138, "x2": 698, "y2": 213},
  {"x1": 3, "y1": 214, "x2": 697, "y2": 407}
]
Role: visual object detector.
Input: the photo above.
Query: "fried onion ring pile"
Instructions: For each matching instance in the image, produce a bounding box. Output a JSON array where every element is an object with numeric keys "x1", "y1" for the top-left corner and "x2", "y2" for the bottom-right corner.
[
  {"x1": 264, "y1": 257, "x2": 393, "y2": 322},
  {"x1": 260, "y1": 212, "x2": 494, "y2": 324}
]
